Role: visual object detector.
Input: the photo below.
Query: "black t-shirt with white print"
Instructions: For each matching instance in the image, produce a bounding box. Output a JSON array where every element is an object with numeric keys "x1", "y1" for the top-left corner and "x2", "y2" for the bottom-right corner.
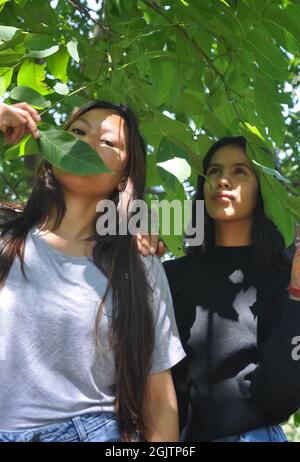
[{"x1": 163, "y1": 246, "x2": 300, "y2": 442}]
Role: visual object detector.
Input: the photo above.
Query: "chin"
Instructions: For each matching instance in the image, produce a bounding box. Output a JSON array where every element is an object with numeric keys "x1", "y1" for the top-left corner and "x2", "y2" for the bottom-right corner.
[{"x1": 207, "y1": 207, "x2": 236, "y2": 221}]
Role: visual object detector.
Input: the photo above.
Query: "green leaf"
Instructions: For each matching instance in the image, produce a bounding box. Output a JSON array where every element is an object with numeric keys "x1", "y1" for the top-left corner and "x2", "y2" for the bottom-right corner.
[
  {"x1": 246, "y1": 26, "x2": 288, "y2": 80},
  {"x1": 14, "y1": 0, "x2": 28, "y2": 6},
  {"x1": 260, "y1": 173, "x2": 296, "y2": 248},
  {"x1": 13, "y1": 0, "x2": 57, "y2": 33},
  {"x1": 0, "y1": 49, "x2": 23, "y2": 65},
  {"x1": 251, "y1": 159, "x2": 291, "y2": 184},
  {"x1": 203, "y1": 112, "x2": 230, "y2": 138},
  {"x1": 285, "y1": 195, "x2": 300, "y2": 223},
  {"x1": 148, "y1": 112, "x2": 192, "y2": 144},
  {"x1": 161, "y1": 233, "x2": 184, "y2": 257},
  {"x1": 0, "y1": 66, "x2": 13, "y2": 96},
  {"x1": 157, "y1": 157, "x2": 191, "y2": 183},
  {"x1": 149, "y1": 59, "x2": 174, "y2": 102},
  {"x1": 25, "y1": 45, "x2": 59, "y2": 59},
  {"x1": 262, "y1": 4, "x2": 300, "y2": 44},
  {"x1": 67, "y1": 39, "x2": 80, "y2": 63},
  {"x1": 37, "y1": 128, "x2": 112, "y2": 176},
  {"x1": 17, "y1": 59, "x2": 53, "y2": 95},
  {"x1": 212, "y1": 94, "x2": 237, "y2": 131},
  {"x1": 24, "y1": 34, "x2": 59, "y2": 58},
  {"x1": 254, "y1": 80, "x2": 286, "y2": 146},
  {"x1": 4, "y1": 133, "x2": 39, "y2": 160},
  {"x1": 53, "y1": 82, "x2": 69, "y2": 95},
  {"x1": 247, "y1": 143, "x2": 296, "y2": 248},
  {"x1": 0, "y1": 26, "x2": 20, "y2": 42},
  {"x1": 46, "y1": 46, "x2": 70, "y2": 84},
  {"x1": 0, "y1": 0, "x2": 10, "y2": 12},
  {"x1": 10, "y1": 86, "x2": 51, "y2": 109},
  {"x1": 24, "y1": 34, "x2": 57, "y2": 51}
]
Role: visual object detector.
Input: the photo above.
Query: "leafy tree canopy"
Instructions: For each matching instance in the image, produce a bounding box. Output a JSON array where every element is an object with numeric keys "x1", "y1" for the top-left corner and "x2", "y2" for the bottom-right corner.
[{"x1": 0, "y1": 0, "x2": 300, "y2": 253}]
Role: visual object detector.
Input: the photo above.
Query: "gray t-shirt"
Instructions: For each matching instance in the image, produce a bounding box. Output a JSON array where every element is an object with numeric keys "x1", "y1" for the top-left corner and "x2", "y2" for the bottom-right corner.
[{"x1": 0, "y1": 226, "x2": 185, "y2": 431}]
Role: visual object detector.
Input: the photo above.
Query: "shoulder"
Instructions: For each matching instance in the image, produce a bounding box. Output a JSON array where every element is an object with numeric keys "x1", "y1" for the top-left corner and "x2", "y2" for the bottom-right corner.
[
  {"x1": 140, "y1": 254, "x2": 168, "y2": 285},
  {"x1": 163, "y1": 254, "x2": 200, "y2": 282}
]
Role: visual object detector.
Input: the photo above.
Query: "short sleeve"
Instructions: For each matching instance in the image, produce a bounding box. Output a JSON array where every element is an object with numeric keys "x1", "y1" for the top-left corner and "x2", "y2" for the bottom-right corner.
[{"x1": 141, "y1": 255, "x2": 186, "y2": 375}]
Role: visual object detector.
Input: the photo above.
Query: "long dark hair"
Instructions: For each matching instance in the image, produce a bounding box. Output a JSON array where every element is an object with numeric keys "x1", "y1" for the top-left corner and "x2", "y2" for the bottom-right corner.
[
  {"x1": 185, "y1": 136, "x2": 291, "y2": 274},
  {"x1": 0, "y1": 100, "x2": 155, "y2": 438}
]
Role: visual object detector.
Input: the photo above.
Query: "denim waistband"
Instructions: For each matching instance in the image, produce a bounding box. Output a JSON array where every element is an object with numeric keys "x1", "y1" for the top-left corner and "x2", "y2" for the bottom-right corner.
[{"x1": 0, "y1": 412, "x2": 119, "y2": 442}]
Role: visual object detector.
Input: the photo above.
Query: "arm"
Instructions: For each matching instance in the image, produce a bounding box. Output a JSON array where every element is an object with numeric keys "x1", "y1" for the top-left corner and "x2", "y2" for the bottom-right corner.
[
  {"x1": 209, "y1": 261, "x2": 300, "y2": 424},
  {"x1": 142, "y1": 369, "x2": 179, "y2": 442},
  {"x1": 249, "y1": 274, "x2": 300, "y2": 421}
]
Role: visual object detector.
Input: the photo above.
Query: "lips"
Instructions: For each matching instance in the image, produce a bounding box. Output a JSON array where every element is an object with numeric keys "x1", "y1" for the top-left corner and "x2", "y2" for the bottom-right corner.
[{"x1": 213, "y1": 192, "x2": 235, "y2": 200}]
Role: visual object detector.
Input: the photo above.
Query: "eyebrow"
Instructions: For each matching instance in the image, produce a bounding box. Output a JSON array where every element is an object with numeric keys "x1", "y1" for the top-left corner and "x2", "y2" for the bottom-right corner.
[
  {"x1": 75, "y1": 116, "x2": 92, "y2": 126},
  {"x1": 207, "y1": 162, "x2": 253, "y2": 171}
]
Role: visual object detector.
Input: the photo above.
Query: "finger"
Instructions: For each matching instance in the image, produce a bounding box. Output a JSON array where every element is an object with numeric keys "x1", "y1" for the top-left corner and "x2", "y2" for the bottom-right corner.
[
  {"x1": 157, "y1": 240, "x2": 167, "y2": 257},
  {"x1": 137, "y1": 237, "x2": 150, "y2": 256},
  {"x1": 21, "y1": 110, "x2": 39, "y2": 138},
  {"x1": 14, "y1": 125, "x2": 26, "y2": 145},
  {"x1": 10, "y1": 125, "x2": 24, "y2": 144},
  {"x1": 9, "y1": 122, "x2": 26, "y2": 144},
  {"x1": 141, "y1": 237, "x2": 151, "y2": 256},
  {"x1": 149, "y1": 234, "x2": 159, "y2": 255},
  {"x1": 136, "y1": 237, "x2": 143, "y2": 254},
  {"x1": 14, "y1": 102, "x2": 41, "y2": 122},
  {"x1": 141, "y1": 246, "x2": 149, "y2": 257},
  {"x1": 3, "y1": 127, "x2": 13, "y2": 145},
  {"x1": 6, "y1": 111, "x2": 28, "y2": 132}
]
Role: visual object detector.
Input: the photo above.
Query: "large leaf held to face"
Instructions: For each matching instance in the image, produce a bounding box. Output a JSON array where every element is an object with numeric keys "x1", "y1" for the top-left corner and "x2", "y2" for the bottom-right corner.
[{"x1": 37, "y1": 128, "x2": 112, "y2": 176}]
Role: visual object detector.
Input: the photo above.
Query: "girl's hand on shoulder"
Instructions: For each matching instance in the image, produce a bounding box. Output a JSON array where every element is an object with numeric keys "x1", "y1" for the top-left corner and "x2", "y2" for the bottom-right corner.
[
  {"x1": 136, "y1": 233, "x2": 167, "y2": 258},
  {"x1": 0, "y1": 102, "x2": 41, "y2": 145},
  {"x1": 290, "y1": 225, "x2": 300, "y2": 300}
]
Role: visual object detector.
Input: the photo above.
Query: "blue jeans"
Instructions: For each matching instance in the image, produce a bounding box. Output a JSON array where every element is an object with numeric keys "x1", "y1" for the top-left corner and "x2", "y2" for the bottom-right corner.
[
  {"x1": 0, "y1": 412, "x2": 120, "y2": 442},
  {"x1": 214, "y1": 424, "x2": 288, "y2": 442}
]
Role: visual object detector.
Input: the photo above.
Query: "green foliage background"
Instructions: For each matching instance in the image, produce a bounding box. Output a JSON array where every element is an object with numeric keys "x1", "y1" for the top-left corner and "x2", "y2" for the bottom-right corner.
[
  {"x1": 1, "y1": 0, "x2": 300, "y2": 439},
  {"x1": 1, "y1": 0, "x2": 300, "y2": 253}
]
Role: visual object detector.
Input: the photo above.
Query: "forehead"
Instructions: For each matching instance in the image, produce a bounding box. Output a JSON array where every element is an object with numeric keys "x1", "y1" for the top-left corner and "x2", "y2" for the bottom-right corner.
[
  {"x1": 75, "y1": 108, "x2": 127, "y2": 141},
  {"x1": 209, "y1": 145, "x2": 251, "y2": 167}
]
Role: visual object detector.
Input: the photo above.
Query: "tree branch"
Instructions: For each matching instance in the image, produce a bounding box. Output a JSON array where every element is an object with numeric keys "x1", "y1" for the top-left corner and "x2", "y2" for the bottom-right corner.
[{"x1": 67, "y1": 0, "x2": 110, "y2": 33}]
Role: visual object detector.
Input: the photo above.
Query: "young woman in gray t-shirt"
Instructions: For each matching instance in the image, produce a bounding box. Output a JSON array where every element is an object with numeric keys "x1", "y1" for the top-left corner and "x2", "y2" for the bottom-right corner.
[{"x1": 0, "y1": 101, "x2": 185, "y2": 442}]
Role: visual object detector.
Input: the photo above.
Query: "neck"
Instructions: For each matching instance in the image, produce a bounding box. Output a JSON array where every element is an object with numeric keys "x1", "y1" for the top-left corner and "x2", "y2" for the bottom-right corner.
[
  {"x1": 43, "y1": 191, "x2": 102, "y2": 241},
  {"x1": 214, "y1": 218, "x2": 253, "y2": 247}
]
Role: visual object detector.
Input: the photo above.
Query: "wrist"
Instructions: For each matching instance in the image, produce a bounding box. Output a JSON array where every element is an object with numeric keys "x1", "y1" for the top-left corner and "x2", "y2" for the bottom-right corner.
[{"x1": 288, "y1": 283, "x2": 300, "y2": 301}]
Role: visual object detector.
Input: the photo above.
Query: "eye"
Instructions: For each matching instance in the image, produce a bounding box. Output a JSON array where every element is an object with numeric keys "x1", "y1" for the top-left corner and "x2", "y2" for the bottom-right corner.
[
  {"x1": 207, "y1": 167, "x2": 220, "y2": 175},
  {"x1": 100, "y1": 139, "x2": 116, "y2": 147},
  {"x1": 71, "y1": 128, "x2": 86, "y2": 137},
  {"x1": 234, "y1": 167, "x2": 247, "y2": 175}
]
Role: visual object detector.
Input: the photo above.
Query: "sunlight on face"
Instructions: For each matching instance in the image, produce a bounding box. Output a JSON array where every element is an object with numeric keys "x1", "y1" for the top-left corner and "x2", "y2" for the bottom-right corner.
[
  {"x1": 52, "y1": 108, "x2": 129, "y2": 200},
  {"x1": 68, "y1": 108, "x2": 128, "y2": 175},
  {"x1": 203, "y1": 145, "x2": 259, "y2": 222}
]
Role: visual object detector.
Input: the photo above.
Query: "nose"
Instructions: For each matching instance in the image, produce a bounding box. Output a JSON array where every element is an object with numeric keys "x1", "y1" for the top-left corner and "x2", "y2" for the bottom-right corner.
[
  {"x1": 87, "y1": 131, "x2": 99, "y2": 151},
  {"x1": 217, "y1": 176, "x2": 231, "y2": 189}
]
